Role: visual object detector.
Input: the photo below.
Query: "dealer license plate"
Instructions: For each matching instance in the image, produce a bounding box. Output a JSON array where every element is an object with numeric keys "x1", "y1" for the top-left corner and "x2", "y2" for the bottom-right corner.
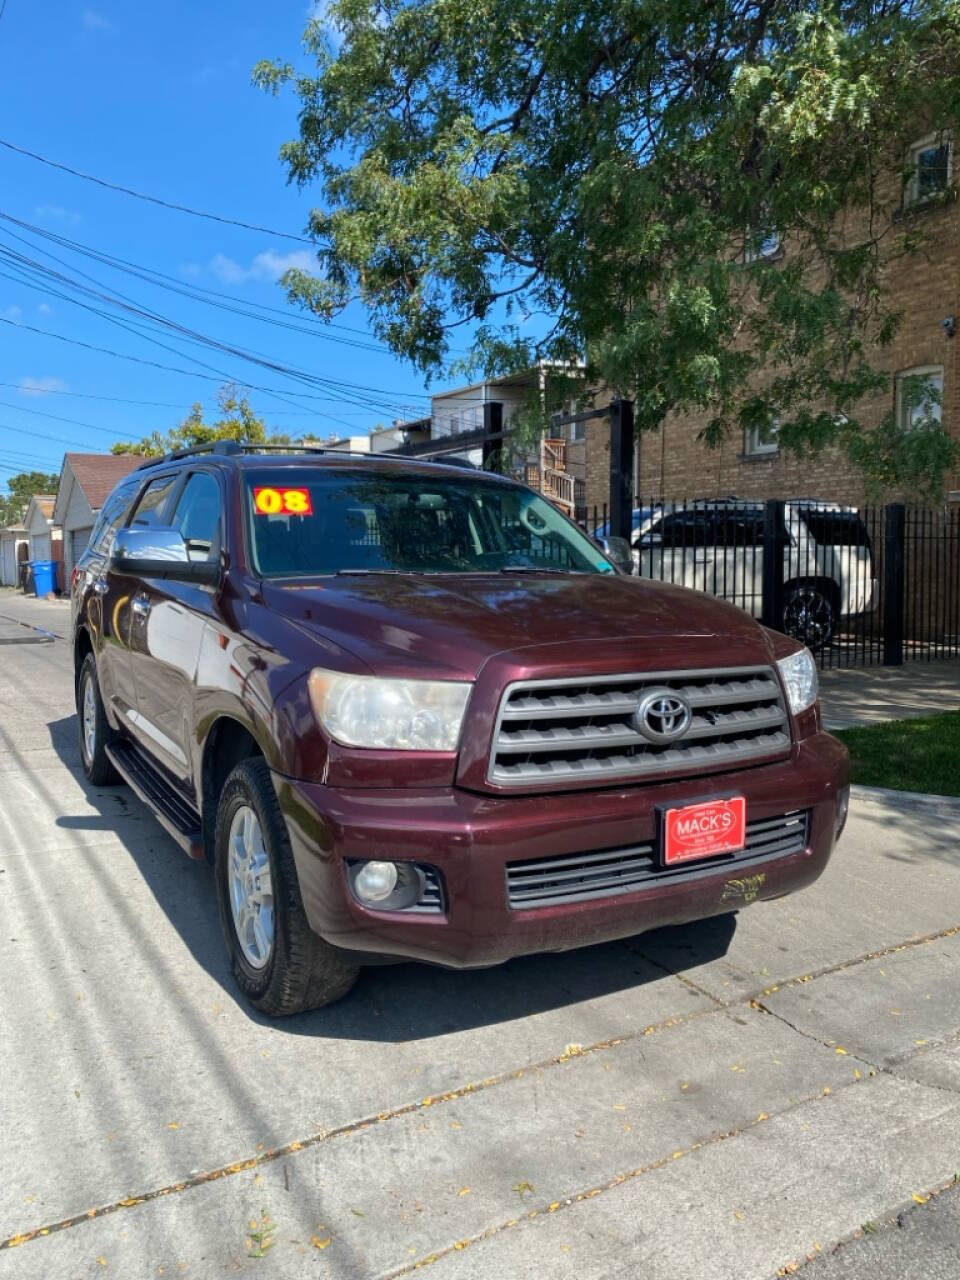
[{"x1": 661, "y1": 797, "x2": 746, "y2": 866}]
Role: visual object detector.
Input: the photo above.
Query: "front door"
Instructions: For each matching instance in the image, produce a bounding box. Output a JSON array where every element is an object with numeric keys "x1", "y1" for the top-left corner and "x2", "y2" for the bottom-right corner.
[{"x1": 126, "y1": 469, "x2": 224, "y2": 787}]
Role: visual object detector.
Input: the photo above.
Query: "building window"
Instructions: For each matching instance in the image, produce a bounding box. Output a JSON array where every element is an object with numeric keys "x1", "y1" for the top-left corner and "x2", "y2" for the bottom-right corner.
[
  {"x1": 905, "y1": 134, "x2": 952, "y2": 206},
  {"x1": 896, "y1": 366, "x2": 944, "y2": 430},
  {"x1": 744, "y1": 420, "x2": 779, "y2": 457},
  {"x1": 744, "y1": 228, "x2": 782, "y2": 264}
]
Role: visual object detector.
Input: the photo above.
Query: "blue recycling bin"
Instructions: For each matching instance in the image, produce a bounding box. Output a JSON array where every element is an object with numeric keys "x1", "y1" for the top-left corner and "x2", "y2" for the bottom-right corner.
[{"x1": 31, "y1": 559, "x2": 59, "y2": 598}]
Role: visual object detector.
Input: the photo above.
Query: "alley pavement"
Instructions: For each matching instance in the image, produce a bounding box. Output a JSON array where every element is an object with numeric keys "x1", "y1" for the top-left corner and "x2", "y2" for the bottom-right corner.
[{"x1": 1, "y1": 588, "x2": 959, "y2": 1279}]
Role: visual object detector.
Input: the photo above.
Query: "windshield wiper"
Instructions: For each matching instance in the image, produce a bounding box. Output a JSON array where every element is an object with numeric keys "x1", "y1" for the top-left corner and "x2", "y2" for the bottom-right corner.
[{"x1": 497, "y1": 566, "x2": 579, "y2": 575}]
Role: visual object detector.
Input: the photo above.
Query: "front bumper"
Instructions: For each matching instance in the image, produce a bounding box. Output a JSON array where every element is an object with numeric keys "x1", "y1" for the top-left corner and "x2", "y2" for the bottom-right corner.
[{"x1": 274, "y1": 731, "x2": 848, "y2": 968}]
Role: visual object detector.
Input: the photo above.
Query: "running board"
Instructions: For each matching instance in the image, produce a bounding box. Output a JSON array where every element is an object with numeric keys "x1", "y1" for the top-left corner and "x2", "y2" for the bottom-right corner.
[{"x1": 107, "y1": 740, "x2": 205, "y2": 861}]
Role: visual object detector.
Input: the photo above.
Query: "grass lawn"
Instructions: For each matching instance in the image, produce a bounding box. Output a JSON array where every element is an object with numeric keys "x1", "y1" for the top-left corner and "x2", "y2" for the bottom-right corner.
[{"x1": 833, "y1": 711, "x2": 960, "y2": 797}]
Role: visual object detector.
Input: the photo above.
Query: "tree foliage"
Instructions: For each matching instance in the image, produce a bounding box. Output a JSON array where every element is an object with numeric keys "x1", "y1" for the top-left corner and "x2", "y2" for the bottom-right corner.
[
  {"x1": 111, "y1": 385, "x2": 291, "y2": 457},
  {"x1": 0, "y1": 471, "x2": 59, "y2": 526},
  {"x1": 256, "y1": 0, "x2": 960, "y2": 493}
]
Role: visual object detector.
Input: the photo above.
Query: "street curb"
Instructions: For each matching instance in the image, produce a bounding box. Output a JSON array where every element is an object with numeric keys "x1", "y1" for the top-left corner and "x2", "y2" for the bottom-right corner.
[{"x1": 851, "y1": 783, "x2": 960, "y2": 819}]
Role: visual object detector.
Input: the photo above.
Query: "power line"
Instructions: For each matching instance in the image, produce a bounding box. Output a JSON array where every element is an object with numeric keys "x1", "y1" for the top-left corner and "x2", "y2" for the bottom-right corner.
[
  {"x1": 0, "y1": 138, "x2": 313, "y2": 244},
  {"x1": 0, "y1": 381, "x2": 378, "y2": 416}
]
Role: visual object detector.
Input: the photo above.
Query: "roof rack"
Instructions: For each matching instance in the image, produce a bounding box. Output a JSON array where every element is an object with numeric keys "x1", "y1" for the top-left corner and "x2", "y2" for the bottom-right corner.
[
  {"x1": 137, "y1": 439, "x2": 244, "y2": 469},
  {"x1": 135, "y1": 438, "x2": 501, "y2": 472}
]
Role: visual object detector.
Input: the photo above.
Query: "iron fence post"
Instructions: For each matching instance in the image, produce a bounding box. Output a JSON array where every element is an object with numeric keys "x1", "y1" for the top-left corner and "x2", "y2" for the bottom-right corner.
[
  {"x1": 481, "y1": 401, "x2": 503, "y2": 471},
  {"x1": 883, "y1": 503, "x2": 906, "y2": 666},
  {"x1": 761, "y1": 499, "x2": 786, "y2": 630},
  {"x1": 609, "y1": 399, "x2": 635, "y2": 547}
]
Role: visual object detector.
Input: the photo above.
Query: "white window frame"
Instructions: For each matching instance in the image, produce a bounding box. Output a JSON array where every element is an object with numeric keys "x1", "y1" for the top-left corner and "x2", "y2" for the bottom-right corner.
[
  {"x1": 905, "y1": 133, "x2": 953, "y2": 207},
  {"x1": 895, "y1": 365, "x2": 944, "y2": 430},
  {"x1": 744, "y1": 419, "x2": 779, "y2": 457},
  {"x1": 744, "y1": 228, "x2": 783, "y2": 264}
]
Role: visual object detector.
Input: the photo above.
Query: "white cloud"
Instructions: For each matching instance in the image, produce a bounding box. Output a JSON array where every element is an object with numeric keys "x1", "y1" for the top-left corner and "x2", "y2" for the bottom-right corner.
[
  {"x1": 82, "y1": 9, "x2": 112, "y2": 30},
  {"x1": 19, "y1": 376, "x2": 69, "y2": 397},
  {"x1": 182, "y1": 249, "x2": 316, "y2": 286},
  {"x1": 35, "y1": 204, "x2": 82, "y2": 226},
  {"x1": 2, "y1": 305, "x2": 22, "y2": 323}
]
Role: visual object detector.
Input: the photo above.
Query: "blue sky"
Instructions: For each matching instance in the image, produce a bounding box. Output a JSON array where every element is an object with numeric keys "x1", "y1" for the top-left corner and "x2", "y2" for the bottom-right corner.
[{"x1": 0, "y1": 0, "x2": 444, "y2": 493}]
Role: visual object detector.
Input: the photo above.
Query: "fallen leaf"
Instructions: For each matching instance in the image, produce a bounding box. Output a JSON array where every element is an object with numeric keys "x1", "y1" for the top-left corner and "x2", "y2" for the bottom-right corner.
[
  {"x1": 351, "y1": 1208, "x2": 365, "y2": 1218},
  {"x1": 312, "y1": 1236, "x2": 332, "y2": 1250},
  {"x1": 458, "y1": 1187, "x2": 471, "y2": 1197},
  {"x1": 97, "y1": 1259, "x2": 107, "y2": 1267},
  {"x1": 912, "y1": 1192, "x2": 930, "y2": 1205},
  {"x1": 734, "y1": 1210, "x2": 746, "y2": 1222},
  {"x1": 167, "y1": 1122, "x2": 180, "y2": 1131},
  {"x1": 835, "y1": 1047, "x2": 848, "y2": 1055},
  {"x1": 612, "y1": 1104, "x2": 626, "y2": 1112},
  {"x1": 513, "y1": 1182, "x2": 535, "y2": 1197}
]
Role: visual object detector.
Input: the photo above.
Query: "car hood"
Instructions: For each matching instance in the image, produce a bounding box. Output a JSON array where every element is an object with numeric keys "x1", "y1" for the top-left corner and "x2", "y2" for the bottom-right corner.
[{"x1": 262, "y1": 573, "x2": 770, "y2": 681}]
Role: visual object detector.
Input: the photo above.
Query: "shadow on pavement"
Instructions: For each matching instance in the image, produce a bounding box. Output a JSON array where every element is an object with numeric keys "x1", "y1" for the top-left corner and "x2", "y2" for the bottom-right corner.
[{"x1": 47, "y1": 712, "x2": 738, "y2": 1043}]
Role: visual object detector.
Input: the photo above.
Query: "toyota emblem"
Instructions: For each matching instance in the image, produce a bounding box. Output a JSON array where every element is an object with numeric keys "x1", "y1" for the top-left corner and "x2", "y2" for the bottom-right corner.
[{"x1": 634, "y1": 688, "x2": 693, "y2": 743}]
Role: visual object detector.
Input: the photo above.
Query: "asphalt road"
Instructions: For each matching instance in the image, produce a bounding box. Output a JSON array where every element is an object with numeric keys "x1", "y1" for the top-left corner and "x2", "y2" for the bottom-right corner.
[{"x1": 1, "y1": 588, "x2": 959, "y2": 1280}]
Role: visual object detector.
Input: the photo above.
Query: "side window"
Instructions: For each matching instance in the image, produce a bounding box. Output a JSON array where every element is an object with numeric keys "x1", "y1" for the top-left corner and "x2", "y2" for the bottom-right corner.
[
  {"x1": 658, "y1": 512, "x2": 715, "y2": 548},
  {"x1": 713, "y1": 511, "x2": 765, "y2": 548},
  {"x1": 130, "y1": 475, "x2": 177, "y2": 529},
  {"x1": 90, "y1": 481, "x2": 141, "y2": 555},
  {"x1": 170, "y1": 472, "x2": 223, "y2": 561}
]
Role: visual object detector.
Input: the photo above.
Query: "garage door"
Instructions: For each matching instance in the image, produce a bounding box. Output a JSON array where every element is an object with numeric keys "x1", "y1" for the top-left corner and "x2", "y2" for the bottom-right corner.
[
  {"x1": 1, "y1": 540, "x2": 14, "y2": 586},
  {"x1": 31, "y1": 534, "x2": 51, "y2": 561},
  {"x1": 70, "y1": 526, "x2": 93, "y2": 574}
]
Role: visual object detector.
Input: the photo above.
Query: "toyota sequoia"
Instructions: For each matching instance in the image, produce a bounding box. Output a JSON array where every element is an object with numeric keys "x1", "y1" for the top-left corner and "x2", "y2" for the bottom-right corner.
[{"x1": 71, "y1": 443, "x2": 850, "y2": 1014}]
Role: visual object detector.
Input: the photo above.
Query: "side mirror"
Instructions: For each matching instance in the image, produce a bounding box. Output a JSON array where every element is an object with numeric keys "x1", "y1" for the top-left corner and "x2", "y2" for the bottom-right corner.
[
  {"x1": 603, "y1": 535, "x2": 634, "y2": 574},
  {"x1": 110, "y1": 527, "x2": 221, "y2": 586}
]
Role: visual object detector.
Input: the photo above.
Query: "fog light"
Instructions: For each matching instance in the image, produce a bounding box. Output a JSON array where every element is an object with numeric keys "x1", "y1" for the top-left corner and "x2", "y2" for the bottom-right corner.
[
  {"x1": 353, "y1": 860, "x2": 399, "y2": 904},
  {"x1": 835, "y1": 787, "x2": 850, "y2": 840}
]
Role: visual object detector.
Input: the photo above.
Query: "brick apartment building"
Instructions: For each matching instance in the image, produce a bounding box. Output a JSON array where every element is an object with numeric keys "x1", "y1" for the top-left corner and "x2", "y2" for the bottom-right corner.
[{"x1": 570, "y1": 131, "x2": 960, "y2": 512}]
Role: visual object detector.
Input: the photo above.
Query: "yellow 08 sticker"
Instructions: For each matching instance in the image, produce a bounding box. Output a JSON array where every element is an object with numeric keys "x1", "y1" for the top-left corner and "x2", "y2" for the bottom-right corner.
[{"x1": 253, "y1": 486, "x2": 314, "y2": 516}]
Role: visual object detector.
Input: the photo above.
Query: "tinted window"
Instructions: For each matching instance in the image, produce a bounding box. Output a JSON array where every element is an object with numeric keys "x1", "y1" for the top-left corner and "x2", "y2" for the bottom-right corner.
[
  {"x1": 171, "y1": 472, "x2": 222, "y2": 561},
  {"x1": 712, "y1": 511, "x2": 765, "y2": 548},
  {"x1": 130, "y1": 475, "x2": 177, "y2": 529},
  {"x1": 798, "y1": 511, "x2": 870, "y2": 548},
  {"x1": 245, "y1": 469, "x2": 614, "y2": 577},
  {"x1": 651, "y1": 512, "x2": 717, "y2": 548},
  {"x1": 90, "y1": 480, "x2": 141, "y2": 555}
]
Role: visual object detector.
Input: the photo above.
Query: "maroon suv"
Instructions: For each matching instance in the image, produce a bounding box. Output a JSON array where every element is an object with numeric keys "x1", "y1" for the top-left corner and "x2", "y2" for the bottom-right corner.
[{"x1": 71, "y1": 443, "x2": 849, "y2": 1014}]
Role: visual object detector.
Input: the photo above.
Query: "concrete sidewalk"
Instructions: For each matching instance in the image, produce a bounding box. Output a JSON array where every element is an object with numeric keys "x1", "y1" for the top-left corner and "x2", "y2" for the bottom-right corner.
[
  {"x1": 1, "y1": 587, "x2": 960, "y2": 1280},
  {"x1": 818, "y1": 659, "x2": 960, "y2": 729}
]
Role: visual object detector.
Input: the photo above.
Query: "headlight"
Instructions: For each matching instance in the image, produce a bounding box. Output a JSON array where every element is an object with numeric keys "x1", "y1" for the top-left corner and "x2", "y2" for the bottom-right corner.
[
  {"x1": 776, "y1": 648, "x2": 818, "y2": 715},
  {"x1": 308, "y1": 669, "x2": 471, "y2": 751}
]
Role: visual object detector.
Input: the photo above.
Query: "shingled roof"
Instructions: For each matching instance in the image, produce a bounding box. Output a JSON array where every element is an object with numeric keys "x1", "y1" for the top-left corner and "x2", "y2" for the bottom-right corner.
[{"x1": 61, "y1": 453, "x2": 141, "y2": 513}]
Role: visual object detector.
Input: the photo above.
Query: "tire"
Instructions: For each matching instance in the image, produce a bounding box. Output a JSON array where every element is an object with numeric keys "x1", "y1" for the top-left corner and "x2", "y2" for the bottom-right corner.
[
  {"x1": 782, "y1": 584, "x2": 837, "y2": 650},
  {"x1": 77, "y1": 653, "x2": 121, "y2": 786},
  {"x1": 214, "y1": 757, "x2": 359, "y2": 1015}
]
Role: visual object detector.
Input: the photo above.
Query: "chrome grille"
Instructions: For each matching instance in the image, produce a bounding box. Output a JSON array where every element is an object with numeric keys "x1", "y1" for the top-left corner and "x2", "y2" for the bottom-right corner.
[
  {"x1": 489, "y1": 666, "x2": 790, "y2": 787},
  {"x1": 506, "y1": 810, "x2": 809, "y2": 909}
]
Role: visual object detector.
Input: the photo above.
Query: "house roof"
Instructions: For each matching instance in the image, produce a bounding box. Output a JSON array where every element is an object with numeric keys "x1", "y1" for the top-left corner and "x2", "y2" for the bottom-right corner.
[
  {"x1": 31, "y1": 496, "x2": 56, "y2": 519},
  {"x1": 60, "y1": 453, "x2": 141, "y2": 514}
]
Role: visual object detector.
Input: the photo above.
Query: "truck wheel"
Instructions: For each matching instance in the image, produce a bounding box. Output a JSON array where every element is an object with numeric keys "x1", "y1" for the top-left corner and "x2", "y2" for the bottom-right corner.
[
  {"x1": 77, "y1": 653, "x2": 120, "y2": 786},
  {"x1": 782, "y1": 585, "x2": 836, "y2": 650},
  {"x1": 214, "y1": 757, "x2": 359, "y2": 1015}
]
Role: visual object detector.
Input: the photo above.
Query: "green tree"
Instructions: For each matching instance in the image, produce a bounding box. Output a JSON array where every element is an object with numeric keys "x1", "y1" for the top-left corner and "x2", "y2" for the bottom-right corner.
[
  {"x1": 111, "y1": 384, "x2": 291, "y2": 456},
  {"x1": 0, "y1": 471, "x2": 60, "y2": 526},
  {"x1": 256, "y1": 0, "x2": 960, "y2": 493}
]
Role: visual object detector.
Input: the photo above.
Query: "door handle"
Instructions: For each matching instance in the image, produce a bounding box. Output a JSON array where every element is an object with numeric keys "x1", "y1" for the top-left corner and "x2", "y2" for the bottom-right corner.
[{"x1": 131, "y1": 595, "x2": 151, "y2": 617}]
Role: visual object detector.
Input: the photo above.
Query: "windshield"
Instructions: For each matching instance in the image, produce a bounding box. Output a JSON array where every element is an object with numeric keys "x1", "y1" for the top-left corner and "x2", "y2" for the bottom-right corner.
[{"x1": 245, "y1": 468, "x2": 615, "y2": 577}]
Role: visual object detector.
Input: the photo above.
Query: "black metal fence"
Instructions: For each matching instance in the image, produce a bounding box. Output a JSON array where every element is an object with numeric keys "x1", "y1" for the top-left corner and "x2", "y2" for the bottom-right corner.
[{"x1": 577, "y1": 497, "x2": 960, "y2": 669}]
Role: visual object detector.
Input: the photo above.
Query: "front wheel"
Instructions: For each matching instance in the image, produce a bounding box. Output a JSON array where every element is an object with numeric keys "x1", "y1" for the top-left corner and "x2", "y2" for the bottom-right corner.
[
  {"x1": 77, "y1": 653, "x2": 120, "y2": 786},
  {"x1": 214, "y1": 757, "x2": 359, "y2": 1015},
  {"x1": 782, "y1": 585, "x2": 836, "y2": 651}
]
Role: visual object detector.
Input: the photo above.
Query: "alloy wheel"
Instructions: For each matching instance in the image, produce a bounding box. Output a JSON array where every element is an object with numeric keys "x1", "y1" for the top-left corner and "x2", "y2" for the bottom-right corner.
[
  {"x1": 82, "y1": 674, "x2": 97, "y2": 765},
  {"x1": 227, "y1": 805, "x2": 275, "y2": 971}
]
